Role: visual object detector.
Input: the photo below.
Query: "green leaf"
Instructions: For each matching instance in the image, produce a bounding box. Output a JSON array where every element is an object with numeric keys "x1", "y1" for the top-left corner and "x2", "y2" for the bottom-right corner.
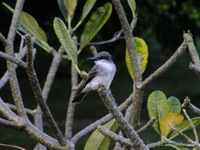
[
  {"x1": 57, "y1": 0, "x2": 77, "y2": 23},
  {"x1": 79, "y1": 3, "x2": 112, "y2": 52},
  {"x1": 127, "y1": 0, "x2": 136, "y2": 18},
  {"x1": 73, "y1": 0, "x2": 97, "y2": 31},
  {"x1": 166, "y1": 96, "x2": 181, "y2": 114},
  {"x1": 125, "y1": 37, "x2": 148, "y2": 79},
  {"x1": 170, "y1": 117, "x2": 200, "y2": 139},
  {"x1": 84, "y1": 119, "x2": 118, "y2": 150},
  {"x1": 3, "y1": 3, "x2": 52, "y2": 52},
  {"x1": 147, "y1": 90, "x2": 168, "y2": 134},
  {"x1": 53, "y1": 17, "x2": 79, "y2": 71},
  {"x1": 147, "y1": 91, "x2": 182, "y2": 135}
]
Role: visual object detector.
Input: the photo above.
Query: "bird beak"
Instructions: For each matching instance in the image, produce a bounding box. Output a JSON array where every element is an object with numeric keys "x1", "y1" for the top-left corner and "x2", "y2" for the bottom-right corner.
[{"x1": 87, "y1": 56, "x2": 97, "y2": 61}]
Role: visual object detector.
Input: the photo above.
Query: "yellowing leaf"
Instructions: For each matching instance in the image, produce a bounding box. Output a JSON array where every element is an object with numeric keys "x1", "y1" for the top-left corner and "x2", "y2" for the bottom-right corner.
[
  {"x1": 125, "y1": 37, "x2": 148, "y2": 79},
  {"x1": 160, "y1": 113, "x2": 184, "y2": 137}
]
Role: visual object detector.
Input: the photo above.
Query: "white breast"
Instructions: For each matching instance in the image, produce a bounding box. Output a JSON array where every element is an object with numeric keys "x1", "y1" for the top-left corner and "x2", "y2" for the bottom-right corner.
[{"x1": 83, "y1": 60, "x2": 116, "y2": 92}]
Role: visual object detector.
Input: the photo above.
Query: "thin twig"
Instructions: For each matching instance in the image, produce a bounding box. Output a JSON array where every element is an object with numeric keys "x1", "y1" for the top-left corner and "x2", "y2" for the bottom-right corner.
[
  {"x1": 182, "y1": 97, "x2": 200, "y2": 115},
  {"x1": 182, "y1": 109, "x2": 199, "y2": 143},
  {"x1": 136, "y1": 118, "x2": 156, "y2": 135},
  {"x1": 25, "y1": 34, "x2": 66, "y2": 146},
  {"x1": 87, "y1": 30, "x2": 124, "y2": 45},
  {"x1": 0, "y1": 46, "x2": 27, "y2": 89},
  {"x1": 97, "y1": 125, "x2": 134, "y2": 147},
  {"x1": 162, "y1": 136, "x2": 196, "y2": 148},
  {"x1": 0, "y1": 143, "x2": 27, "y2": 150},
  {"x1": 168, "y1": 123, "x2": 194, "y2": 143},
  {"x1": 98, "y1": 85, "x2": 149, "y2": 150},
  {"x1": 6, "y1": 103, "x2": 34, "y2": 116},
  {"x1": 0, "y1": 51, "x2": 27, "y2": 69},
  {"x1": 189, "y1": 63, "x2": 200, "y2": 77},
  {"x1": 146, "y1": 141, "x2": 163, "y2": 149}
]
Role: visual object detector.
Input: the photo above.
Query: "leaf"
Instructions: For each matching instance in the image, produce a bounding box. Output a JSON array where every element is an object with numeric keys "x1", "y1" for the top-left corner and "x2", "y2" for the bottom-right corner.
[
  {"x1": 147, "y1": 91, "x2": 182, "y2": 135},
  {"x1": 166, "y1": 96, "x2": 181, "y2": 114},
  {"x1": 79, "y1": 3, "x2": 112, "y2": 51},
  {"x1": 125, "y1": 37, "x2": 148, "y2": 79},
  {"x1": 147, "y1": 90, "x2": 168, "y2": 134},
  {"x1": 170, "y1": 117, "x2": 200, "y2": 139},
  {"x1": 53, "y1": 17, "x2": 77, "y2": 66},
  {"x1": 127, "y1": 0, "x2": 136, "y2": 18},
  {"x1": 84, "y1": 119, "x2": 118, "y2": 150},
  {"x1": 160, "y1": 113, "x2": 184, "y2": 137},
  {"x1": 57, "y1": 0, "x2": 77, "y2": 23},
  {"x1": 3, "y1": 3, "x2": 52, "y2": 52},
  {"x1": 73, "y1": 0, "x2": 97, "y2": 31}
]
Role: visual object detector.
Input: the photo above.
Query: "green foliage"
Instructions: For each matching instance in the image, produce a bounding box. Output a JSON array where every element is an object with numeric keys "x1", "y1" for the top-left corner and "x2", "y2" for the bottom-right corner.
[
  {"x1": 147, "y1": 90, "x2": 182, "y2": 135},
  {"x1": 84, "y1": 119, "x2": 118, "y2": 150},
  {"x1": 53, "y1": 17, "x2": 80, "y2": 73},
  {"x1": 73, "y1": 0, "x2": 97, "y2": 31},
  {"x1": 3, "y1": 3, "x2": 52, "y2": 53},
  {"x1": 169, "y1": 117, "x2": 200, "y2": 139},
  {"x1": 125, "y1": 37, "x2": 148, "y2": 79},
  {"x1": 127, "y1": 0, "x2": 136, "y2": 18},
  {"x1": 79, "y1": 3, "x2": 112, "y2": 52},
  {"x1": 57, "y1": 0, "x2": 77, "y2": 27}
]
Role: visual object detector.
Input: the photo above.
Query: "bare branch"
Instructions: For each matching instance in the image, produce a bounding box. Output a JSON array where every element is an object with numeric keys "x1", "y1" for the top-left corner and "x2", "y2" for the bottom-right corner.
[
  {"x1": 6, "y1": 103, "x2": 34, "y2": 116},
  {"x1": 168, "y1": 123, "x2": 194, "y2": 143},
  {"x1": 71, "y1": 93, "x2": 133, "y2": 143},
  {"x1": 146, "y1": 141, "x2": 163, "y2": 149},
  {"x1": 87, "y1": 30, "x2": 124, "y2": 45},
  {"x1": 189, "y1": 63, "x2": 200, "y2": 77},
  {"x1": 25, "y1": 34, "x2": 66, "y2": 146},
  {"x1": 0, "y1": 51, "x2": 27, "y2": 69},
  {"x1": 137, "y1": 118, "x2": 156, "y2": 135},
  {"x1": 162, "y1": 136, "x2": 198, "y2": 148},
  {"x1": 0, "y1": 46, "x2": 27, "y2": 89},
  {"x1": 65, "y1": 36, "x2": 78, "y2": 140},
  {"x1": 182, "y1": 97, "x2": 200, "y2": 115},
  {"x1": 182, "y1": 109, "x2": 199, "y2": 143},
  {"x1": 139, "y1": 40, "x2": 188, "y2": 89},
  {"x1": 97, "y1": 125, "x2": 134, "y2": 147},
  {"x1": 0, "y1": 118, "x2": 19, "y2": 129},
  {"x1": 184, "y1": 32, "x2": 200, "y2": 66},
  {"x1": 98, "y1": 85, "x2": 148, "y2": 150},
  {"x1": 0, "y1": 143, "x2": 26, "y2": 150}
]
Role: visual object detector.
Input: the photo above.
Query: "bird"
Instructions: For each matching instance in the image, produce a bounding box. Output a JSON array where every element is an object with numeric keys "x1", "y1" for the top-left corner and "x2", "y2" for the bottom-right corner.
[{"x1": 72, "y1": 51, "x2": 116, "y2": 104}]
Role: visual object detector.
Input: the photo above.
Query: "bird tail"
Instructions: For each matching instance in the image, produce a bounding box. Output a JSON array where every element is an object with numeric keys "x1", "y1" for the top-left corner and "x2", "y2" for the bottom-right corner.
[{"x1": 72, "y1": 92, "x2": 88, "y2": 104}]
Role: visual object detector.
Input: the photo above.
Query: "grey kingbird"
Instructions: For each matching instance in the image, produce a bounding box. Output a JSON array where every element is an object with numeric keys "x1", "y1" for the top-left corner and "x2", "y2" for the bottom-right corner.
[{"x1": 72, "y1": 51, "x2": 116, "y2": 103}]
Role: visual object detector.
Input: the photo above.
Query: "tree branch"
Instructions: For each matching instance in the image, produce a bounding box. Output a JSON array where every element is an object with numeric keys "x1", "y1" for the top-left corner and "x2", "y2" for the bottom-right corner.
[
  {"x1": 98, "y1": 85, "x2": 149, "y2": 150},
  {"x1": 71, "y1": 93, "x2": 133, "y2": 143},
  {"x1": 139, "y1": 40, "x2": 188, "y2": 89},
  {"x1": 184, "y1": 32, "x2": 200, "y2": 66},
  {"x1": 0, "y1": 46, "x2": 27, "y2": 90},
  {"x1": 0, "y1": 51, "x2": 26, "y2": 69},
  {"x1": 97, "y1": 125, "x2": 134, "y2": 147},
  {"x1": 182, "y1": 97, "x2": 200, "y2": 115},
  {"x1": 25, "y1": 34, "x2": 66, "y2": 146},
  {"x1": 136, "y1": 118, "x2": 156, "y2": 135},
  {"x1": 65, "y1": 36, "x2": 78, "y2": 140}
]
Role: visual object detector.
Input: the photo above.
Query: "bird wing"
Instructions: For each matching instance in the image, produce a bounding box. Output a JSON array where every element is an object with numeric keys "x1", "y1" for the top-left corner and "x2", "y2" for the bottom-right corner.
[
  {"x1": 72, "y1": 65, "x2": 98, "y2": 103},
  {"x1": 84, "y1": 65, "x2": 99, "y2": 86}
]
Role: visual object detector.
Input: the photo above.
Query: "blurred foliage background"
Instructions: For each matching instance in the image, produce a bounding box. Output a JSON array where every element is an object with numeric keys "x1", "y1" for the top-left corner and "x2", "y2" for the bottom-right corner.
[{"x1": 0, "y1": 0, "x2": 200, "y2": 149}]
